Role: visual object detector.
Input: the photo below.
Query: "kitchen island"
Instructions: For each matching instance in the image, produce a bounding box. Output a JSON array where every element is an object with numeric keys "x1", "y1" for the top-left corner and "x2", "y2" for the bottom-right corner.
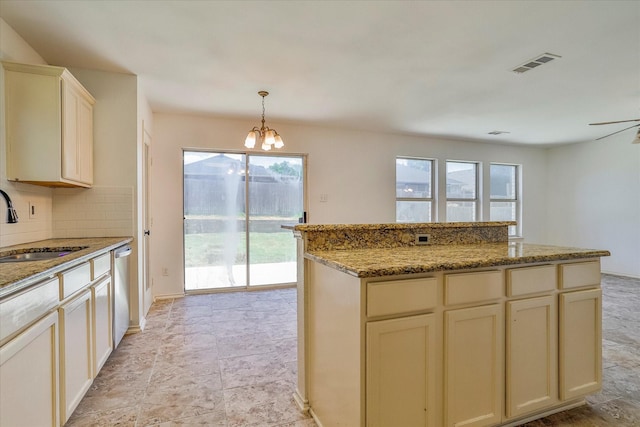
[{"x1": 289, "y1": 222, "x2": 610, "y2": 427}]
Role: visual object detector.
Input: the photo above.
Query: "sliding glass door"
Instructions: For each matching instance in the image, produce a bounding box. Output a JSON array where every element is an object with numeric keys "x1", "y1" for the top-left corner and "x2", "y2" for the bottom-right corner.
[{"x1": 183, "y1": 151, "x2": 304, "y2": 291}]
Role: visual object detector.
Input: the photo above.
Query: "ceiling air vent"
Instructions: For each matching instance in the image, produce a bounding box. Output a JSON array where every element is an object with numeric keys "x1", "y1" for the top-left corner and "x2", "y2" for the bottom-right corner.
[{"x1": 512, "y1": 53, "x2": 561, "y2": 74}]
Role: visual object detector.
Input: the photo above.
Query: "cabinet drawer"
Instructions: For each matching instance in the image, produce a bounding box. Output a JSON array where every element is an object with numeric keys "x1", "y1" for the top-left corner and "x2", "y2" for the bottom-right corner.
[
  {"x1": 0, "y1": 277, "x2": 60, "y2": 344},
  {"x1": 506, "y1": 265, "x2": 556, "y2": 297},
  {"x1": 559, "y1": 260, "x2": 601, "y2": 290},
  {"x1": 445, "y1": 270, "x2": 503, "y2": 306},
  {"x1": 91, "y1": 252, "x2": 111, "y2": 280},
  {"x1": 367, "y1": 277, "x2": 438, "y2": 317},
  {"x1": 59, "y1": 262, "x2": 91, "y2": 300}
]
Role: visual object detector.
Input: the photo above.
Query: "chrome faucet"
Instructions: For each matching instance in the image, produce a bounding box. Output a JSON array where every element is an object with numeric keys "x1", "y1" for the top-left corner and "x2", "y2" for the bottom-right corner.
[{"x1": 0, "y1": 189, "x2": 19, "y2": 223}]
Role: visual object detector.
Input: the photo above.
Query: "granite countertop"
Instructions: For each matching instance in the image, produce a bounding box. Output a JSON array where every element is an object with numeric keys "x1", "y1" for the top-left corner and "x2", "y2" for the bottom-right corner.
[
  {"x1": 305, "y1": 242, "x2": 611, "y2": 278},
  {"x1": 0, "y1": 237, "x2": 133, "y2": 297},
  {"x1": 291, "y1": 221, "x2": 514, "y2": 232}
]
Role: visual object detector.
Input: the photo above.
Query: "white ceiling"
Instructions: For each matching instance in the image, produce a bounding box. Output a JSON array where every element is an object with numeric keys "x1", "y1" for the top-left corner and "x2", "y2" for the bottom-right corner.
[{"x1": 1, "y1": 0, "x2": 639, "y2": 146}]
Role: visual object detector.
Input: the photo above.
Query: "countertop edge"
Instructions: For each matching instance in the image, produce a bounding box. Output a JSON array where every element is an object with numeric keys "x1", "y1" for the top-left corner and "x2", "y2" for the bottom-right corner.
[{"x1": 304, "y1": 247, "x2": 611, "y2": 278}]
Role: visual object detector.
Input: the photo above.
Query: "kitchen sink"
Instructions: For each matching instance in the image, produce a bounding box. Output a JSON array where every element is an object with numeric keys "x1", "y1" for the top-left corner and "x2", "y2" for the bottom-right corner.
[{"x1": 0, "y1": 247, "x2": 88, "y2": 263}]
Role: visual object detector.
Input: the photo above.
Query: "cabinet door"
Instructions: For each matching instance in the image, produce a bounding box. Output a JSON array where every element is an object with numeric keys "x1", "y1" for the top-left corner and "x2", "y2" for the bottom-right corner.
[
  {"x1": 559, "y1": 288, "x2": 602, "y2": 400},
  {"x1": 77, "y1": 91, "x2": 94, "y2": 185},
  {"x1": 506, "y1": 296, "x2": 558, "y2": 418},
  {"x1": 445, "y1": 304, "x2": 503, "y2": 427},
  {"x1": 92, "y1": 276, "x2": 113, "y2": 375},
  {"x1": 0, "y1": 311, "x2": 59, "y2": 427},
  {"x1": 62, "y1": 79, "x2": 81, "y2": 183},
  {"x1": 60, "y1": 289, "x2": 94, "y2": 423},
  {"x1": 367, "y1": 314, "x2": 437, "y2": 427},
  {"x1": 4, "y1": 68, "x2": 62, "y2": 183}
]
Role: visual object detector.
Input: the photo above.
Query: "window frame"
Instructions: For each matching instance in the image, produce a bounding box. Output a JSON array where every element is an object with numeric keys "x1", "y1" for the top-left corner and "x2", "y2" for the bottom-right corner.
[
  {"x1": 395, "y1": 157, "x2": 436, "y2": 223},
  {"x1": 489, "y1": 162, "x2": 521, "y2": 237},
  {"x1": 445, "y1": 160, "x2": 480, "y2": 222}
]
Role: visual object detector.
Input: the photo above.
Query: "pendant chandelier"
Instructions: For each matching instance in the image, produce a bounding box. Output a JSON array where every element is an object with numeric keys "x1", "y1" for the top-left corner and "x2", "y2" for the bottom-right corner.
[{"x1": 244, "y1": 91, "x2": 284, "y2": 151}]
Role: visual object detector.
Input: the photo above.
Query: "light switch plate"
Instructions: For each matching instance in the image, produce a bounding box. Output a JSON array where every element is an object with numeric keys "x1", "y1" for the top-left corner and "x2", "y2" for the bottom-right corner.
[{"x1": 28, "y1": 201, "x2": 38, "y2": 220}]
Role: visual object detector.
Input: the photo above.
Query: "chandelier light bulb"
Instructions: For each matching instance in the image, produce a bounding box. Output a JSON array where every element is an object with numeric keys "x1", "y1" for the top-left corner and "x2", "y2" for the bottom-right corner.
[
  {"x1": 265, "y1": 129, "x2": 276, "y2": 145},
  {"x1": 245, "y1": 131, "x2": 257, "y2": 149},
  {"x1": 274, "y1": 134, "x2": 284, "y2": 148},
  {"x1": 261, "y1": 141, "x2": 271, "y2": 151}
]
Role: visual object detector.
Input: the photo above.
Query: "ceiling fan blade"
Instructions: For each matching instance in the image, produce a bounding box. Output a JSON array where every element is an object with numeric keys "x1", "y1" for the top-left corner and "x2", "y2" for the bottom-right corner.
[
  {"x1": 595, "y1": 123, "x2": 640, "y2": 140},
  {"x1": 589, "y1": 119, "x2": 640, "y2": 125}
]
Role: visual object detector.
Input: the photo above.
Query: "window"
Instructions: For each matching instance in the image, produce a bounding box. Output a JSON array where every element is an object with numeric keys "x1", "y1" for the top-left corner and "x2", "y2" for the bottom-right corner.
[
  {"x1": 446, "y1": 161, "x2": 478, "y2": 222},
  {"x1": 395, "y1": 158, "x2": 523, "y2": 234},
  {"x1": 395, "y1": 157, "x2": 434, "y2": 222},
  {"x1": 490, "y1": 163, "x2": 519, "y2": 236}
]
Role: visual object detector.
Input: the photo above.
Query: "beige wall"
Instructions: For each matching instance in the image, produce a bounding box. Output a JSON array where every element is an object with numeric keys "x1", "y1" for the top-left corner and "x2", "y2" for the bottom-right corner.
[
  {"x1": 0, "y1": 19, "x2": 53, "y2": 246},
  {"x1": 547, "y1": 134, "x2": 640, "y2": 277},
  {"x1": 2, "y1": 16, "x2": 636, "y2": 311},
  {"x1": 151, "y1": 113, "x2": 550, "y2": 297},
  {"x1": 0, "y1": 18, "x2": 153, "y2": 324}
]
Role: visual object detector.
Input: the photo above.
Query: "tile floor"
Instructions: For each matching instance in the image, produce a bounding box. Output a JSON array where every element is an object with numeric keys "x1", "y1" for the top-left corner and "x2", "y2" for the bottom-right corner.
[{"x1": 67, "y1": 274, "x2": 639, "y2": 426}]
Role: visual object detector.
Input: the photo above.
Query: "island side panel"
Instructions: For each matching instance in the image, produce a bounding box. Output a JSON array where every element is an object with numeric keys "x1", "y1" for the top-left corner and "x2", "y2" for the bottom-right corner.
[
  {"x1": 307, "y1": 261, "x2": 364, "y2": 427},
  {"x1": 294, "y1": 232, "x2": 309, "y2": 411}
]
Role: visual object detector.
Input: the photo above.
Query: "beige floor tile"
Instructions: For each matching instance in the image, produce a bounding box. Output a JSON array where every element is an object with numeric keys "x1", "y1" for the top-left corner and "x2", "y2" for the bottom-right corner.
[
  {"x1": 219, "y1": 352, "x2": 293, "y2": 389},
  {"x1": 137, "y1": 384, "x2": 226, "y2": 426},
  {"x1": 67, "y1": 275, "x2": 638, "y2": 426}
]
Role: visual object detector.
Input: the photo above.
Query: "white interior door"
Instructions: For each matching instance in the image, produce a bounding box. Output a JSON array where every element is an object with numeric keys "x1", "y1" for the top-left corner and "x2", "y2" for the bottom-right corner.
[{"x1": 142, "y1": 126, "x2": 152, "y2": 314}]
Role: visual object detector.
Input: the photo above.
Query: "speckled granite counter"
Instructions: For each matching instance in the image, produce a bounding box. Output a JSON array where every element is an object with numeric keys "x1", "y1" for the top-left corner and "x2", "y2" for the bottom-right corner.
[
  {"x1": 305, "y1": 242, "x2": 611, "y2": 278},
  {"x1": 290, "y1": 222, "x2": 610, "y2": 277},
  {"x1": 0, "y1": 237, "x2": 132, "y2": 297},
  {"x1": 290, "y1": 221, "x2": 513, "y2": 250}
]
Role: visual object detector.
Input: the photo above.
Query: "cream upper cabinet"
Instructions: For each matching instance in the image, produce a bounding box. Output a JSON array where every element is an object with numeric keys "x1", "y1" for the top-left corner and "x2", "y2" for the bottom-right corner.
[
  {"x1": 3, "y1": 61, "x2": 95, "y2": 188},
  {"x1": 366, "y1": 314, "x2": 437, "y2": 427}
]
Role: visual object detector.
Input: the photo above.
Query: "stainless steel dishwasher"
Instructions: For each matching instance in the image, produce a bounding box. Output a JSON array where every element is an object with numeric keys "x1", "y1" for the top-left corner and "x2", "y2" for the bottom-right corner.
[{"x1": 113, "y1": 244, "x2": 132, "y2": 348}]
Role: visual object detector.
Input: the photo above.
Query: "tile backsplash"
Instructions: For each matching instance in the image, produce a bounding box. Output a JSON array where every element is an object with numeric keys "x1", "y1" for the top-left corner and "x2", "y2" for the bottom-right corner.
[
  {"x1": 53, "y1": 186, "x2": 134, "y2": 238},
  {"x1": 0, "y1": 184, "x2": 53, "y2": 247}
]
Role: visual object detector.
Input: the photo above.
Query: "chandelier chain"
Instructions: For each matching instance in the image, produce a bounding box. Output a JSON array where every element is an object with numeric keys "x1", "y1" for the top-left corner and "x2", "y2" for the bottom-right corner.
[{"x1": 261, "y1": 95, "x2": 266, "y2": 131}]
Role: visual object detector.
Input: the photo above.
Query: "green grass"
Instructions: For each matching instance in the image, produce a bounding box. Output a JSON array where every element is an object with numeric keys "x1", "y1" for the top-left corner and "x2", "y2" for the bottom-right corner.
[{"x1": 184, "y1": 232, "x2": 296, "y2": 267}]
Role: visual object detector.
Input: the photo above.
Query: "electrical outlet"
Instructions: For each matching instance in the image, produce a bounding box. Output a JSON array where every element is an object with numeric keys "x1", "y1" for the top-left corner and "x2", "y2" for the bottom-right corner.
[
  {"x1": 162, "y1": 267, "x2": 169, "y2": 276},
  {"x1": 320, "y1": 193, "x2": 329, "y2": 203},
  {"x1": 415, "y1": 234, "x2": 431, "y2": 245},
  {"x1": 28, "y1": 201, "x2": 38, "y2": 220}
]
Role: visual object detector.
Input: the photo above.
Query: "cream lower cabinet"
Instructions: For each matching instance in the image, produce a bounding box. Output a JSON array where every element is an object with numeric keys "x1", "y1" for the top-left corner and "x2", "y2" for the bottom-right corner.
[
  {"x1": 305, "y1": 260, "x2": 604, "y2": 427},
  {"x1": 506, "y1": 295, "x2": 558, "y2": 418},
  {"x1": 0, "y1": 311, "x2": 60, "y2": 427},
  {"x1": 59, "y1": 289, "x2": 94, "y2": 423},
  {"x1": 559, "y1": 288, "x2": 602, "y2": 400},
  {"x1": 444, "y1": 304, "x2": 503, "y2": 427},
  {"x1": 92, "y1": 276, "x2": 113, "y2": 374},
  {"x1": 366, "y1": 314, "x2": 437, "y2": 427}
]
